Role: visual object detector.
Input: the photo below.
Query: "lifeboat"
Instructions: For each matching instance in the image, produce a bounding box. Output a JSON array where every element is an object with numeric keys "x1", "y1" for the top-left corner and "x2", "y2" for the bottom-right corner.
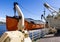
[{"x1": 6, "y1": 16, "x2": 44, "y2": 31}]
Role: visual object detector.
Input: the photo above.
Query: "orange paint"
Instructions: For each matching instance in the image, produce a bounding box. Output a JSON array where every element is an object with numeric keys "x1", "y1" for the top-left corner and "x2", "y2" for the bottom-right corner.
[{"x1": 6, "y1": 16, "x2": 44, "y2": 31}]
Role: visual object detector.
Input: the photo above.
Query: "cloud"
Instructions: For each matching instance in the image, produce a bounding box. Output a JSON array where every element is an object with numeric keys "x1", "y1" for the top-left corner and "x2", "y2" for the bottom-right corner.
[{"x1": 0, "y1": 17, "x2": 6, "y2": 22}]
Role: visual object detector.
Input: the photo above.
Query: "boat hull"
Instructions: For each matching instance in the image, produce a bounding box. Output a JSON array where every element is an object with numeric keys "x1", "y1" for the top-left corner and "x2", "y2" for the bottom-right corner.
[{"x1": 6, "y1": 16, "x2": 44, "y2": 31}]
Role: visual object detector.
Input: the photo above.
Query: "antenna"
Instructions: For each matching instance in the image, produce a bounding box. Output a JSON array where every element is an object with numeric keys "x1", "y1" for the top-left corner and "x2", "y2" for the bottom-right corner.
[{"x1": 43, "y1": 8, "x2": 46, "y2": 15}]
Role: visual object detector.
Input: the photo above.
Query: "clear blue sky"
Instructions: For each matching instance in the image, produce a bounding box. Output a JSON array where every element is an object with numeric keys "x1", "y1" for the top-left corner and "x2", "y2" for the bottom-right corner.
[{"x1": 0, "y1": 0, "x2": 60, "y2": 20}]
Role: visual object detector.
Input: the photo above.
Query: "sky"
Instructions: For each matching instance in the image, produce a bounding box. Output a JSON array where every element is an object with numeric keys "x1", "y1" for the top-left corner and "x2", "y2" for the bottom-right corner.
[{"x1": 0, "y1": 0, "x2": 60, "y2": 20}]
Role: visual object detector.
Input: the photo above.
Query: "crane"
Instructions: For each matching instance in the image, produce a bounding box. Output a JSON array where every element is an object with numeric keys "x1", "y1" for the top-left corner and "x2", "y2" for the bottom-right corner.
[
  {"x1": 41, "y1": 14, "x2": 49, "y2": 28},
  {"x1": 41, "y1": 14, "x2": 47, "y2": 22},
  {"x1": 44, "y1": 3, "x2": 58, "y2": 15}
]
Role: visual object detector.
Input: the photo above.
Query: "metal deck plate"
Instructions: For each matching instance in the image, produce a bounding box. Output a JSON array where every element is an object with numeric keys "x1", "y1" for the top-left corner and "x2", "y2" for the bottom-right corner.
[{"x1": 36, "y1": 36, "x2": 60, "y2": 42}]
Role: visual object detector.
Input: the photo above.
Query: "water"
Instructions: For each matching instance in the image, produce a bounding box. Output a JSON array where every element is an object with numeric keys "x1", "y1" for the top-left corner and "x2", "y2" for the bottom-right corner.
[{"x1": 0, "y1": 24, "x2": 7, "y2": 36}]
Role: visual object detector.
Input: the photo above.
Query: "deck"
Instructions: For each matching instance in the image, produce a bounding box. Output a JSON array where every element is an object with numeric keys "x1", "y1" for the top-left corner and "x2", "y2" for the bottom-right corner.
[{"x1": 36, "y1": 34, "x2": 60, "y2": 42}]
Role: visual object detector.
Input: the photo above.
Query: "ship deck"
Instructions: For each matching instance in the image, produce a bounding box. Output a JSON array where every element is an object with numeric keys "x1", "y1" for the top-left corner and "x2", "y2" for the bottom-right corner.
[{"x1": 36, "y1": 34, "x2": 60, "y2": 42}]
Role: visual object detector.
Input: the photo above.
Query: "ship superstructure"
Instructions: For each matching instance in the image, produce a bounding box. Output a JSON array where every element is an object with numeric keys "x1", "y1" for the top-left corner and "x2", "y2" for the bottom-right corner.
[{"x1": 44, "y1": 3, "x2": 60, "y2": 29}]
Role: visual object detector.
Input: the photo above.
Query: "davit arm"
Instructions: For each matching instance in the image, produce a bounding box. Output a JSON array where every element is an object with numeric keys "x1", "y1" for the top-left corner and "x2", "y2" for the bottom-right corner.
[{"x1": 14, "y1": 2, "x2": 24, "y2": 30}]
